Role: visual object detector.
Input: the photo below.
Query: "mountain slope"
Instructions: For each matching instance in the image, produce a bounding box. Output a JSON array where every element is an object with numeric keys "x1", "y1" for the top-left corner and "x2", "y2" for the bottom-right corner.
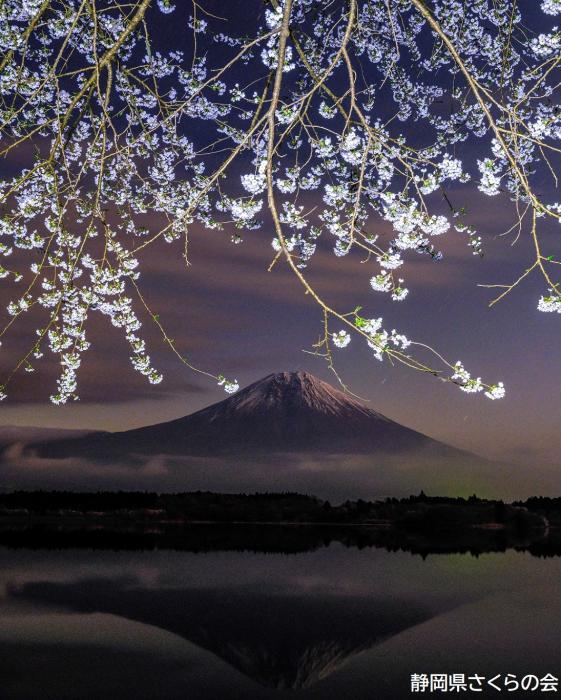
[{"x1": 35, "y1": 371, "x2": 443, "y2": 460}]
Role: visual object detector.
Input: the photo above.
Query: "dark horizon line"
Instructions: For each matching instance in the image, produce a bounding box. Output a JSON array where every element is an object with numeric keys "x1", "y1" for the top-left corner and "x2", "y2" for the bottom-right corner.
[{"x1": 1, "y1": 488, "x2": 561, "y2": 505}]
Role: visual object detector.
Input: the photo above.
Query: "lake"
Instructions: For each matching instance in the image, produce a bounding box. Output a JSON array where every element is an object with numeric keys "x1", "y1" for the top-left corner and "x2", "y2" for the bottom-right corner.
[{"x1": 1, "y1": 531, "x2": 560, "y2": 699}]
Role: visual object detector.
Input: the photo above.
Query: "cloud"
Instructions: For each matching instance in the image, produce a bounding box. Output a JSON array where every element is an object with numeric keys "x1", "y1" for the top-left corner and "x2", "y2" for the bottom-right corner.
[
  {"x1": 0, "y1": 442, "x2": 174, "y2": 491},
  {"x1": 0, "y1": 441, "x2": 552, "y2": 502}
]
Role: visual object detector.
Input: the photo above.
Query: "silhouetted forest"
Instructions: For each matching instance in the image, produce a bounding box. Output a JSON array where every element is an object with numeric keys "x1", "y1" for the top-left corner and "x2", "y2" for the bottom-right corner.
[
  {"x1": 513, "y1": 496, "x2": 561, "y2": 526},
  {"x1": 1, "y1": 489, "x2": 559, "y2": 556},
  {"x1": 0, "y1": 489, "x2": 550, "y2": 530}
]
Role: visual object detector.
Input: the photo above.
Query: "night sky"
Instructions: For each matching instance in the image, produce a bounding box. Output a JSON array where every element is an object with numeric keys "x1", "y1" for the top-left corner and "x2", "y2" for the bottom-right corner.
[{"x1": 1, "y1": 1, "x2": 560, "y2": 477}]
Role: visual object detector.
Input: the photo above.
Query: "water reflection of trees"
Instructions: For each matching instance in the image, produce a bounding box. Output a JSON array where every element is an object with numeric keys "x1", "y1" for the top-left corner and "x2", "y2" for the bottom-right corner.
[{"x1": 1, "y1": 522, "x2": 560, "y2": 558}]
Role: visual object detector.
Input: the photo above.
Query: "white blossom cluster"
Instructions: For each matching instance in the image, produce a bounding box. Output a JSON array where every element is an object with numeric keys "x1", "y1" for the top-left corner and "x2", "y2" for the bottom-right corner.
[
  {"x1": 3, "y1": 0, "x2": 554, "y2": 402},
  {"x1": 217, "y1": 375, "x2": 239, "y2": 394},
  {"x1": 538, "y1": 293, "x2": 561, "y2": 313},
  {"x1": 332, "y1": 330, "x2": 351, "y2": 348},
  {"x1": 452, "y1": 362, "x2": 505, "y2": 400},
  {"x1": 348, "y1": 314, "x2": 411, "y2": 362},
  {"x1": 542, "y1": 0, "x2": 561, "y2": 15}
]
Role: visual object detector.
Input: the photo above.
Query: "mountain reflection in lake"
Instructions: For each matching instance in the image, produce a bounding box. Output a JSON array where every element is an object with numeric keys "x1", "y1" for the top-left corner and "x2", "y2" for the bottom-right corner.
[{"x1": 1, "y1": 534, "x2": 561, "y2": 699}]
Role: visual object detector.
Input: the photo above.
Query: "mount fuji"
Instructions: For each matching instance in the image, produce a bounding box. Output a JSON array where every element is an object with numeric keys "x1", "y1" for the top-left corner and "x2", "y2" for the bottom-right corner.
[
  {"x1": 35, "y1": 371, "x2": 449, "y2": 460},
  {"x1": 3, "y1": 371, "x2": 513, "y2": 498}
]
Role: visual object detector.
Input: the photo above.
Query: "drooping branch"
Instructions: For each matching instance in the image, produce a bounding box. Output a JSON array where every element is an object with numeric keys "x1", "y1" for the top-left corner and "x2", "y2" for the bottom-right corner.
[{"x1": 4, "y1": 0, "x2": 561, "y2": 403}]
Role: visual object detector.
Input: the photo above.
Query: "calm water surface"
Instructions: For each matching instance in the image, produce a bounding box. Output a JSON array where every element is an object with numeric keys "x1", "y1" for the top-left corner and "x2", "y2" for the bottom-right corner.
[{"x1": 1, "y1": 538, "x2": 560, "y2": 699}]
